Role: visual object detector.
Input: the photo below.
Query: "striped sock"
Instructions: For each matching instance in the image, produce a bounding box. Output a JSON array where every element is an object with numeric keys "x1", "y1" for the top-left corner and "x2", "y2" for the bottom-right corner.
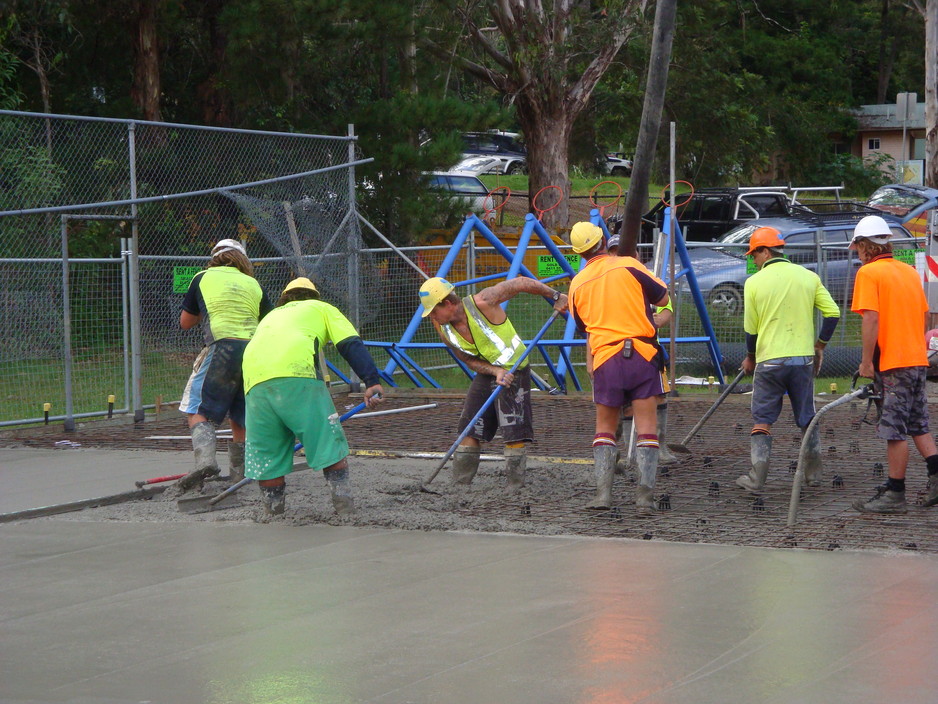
[
  {"x1": 637, "y1": 434, "x2": 659, "y2": 449},
  {"x1": 593, "y1": 432, "x2": 617, "y2": 449},
  {"x1": 751, "y1": 428, "x2": 771, "y2": 436}
]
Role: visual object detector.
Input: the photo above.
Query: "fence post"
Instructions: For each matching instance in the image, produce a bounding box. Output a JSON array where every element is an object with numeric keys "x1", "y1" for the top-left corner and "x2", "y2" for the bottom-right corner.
[
  {"x1": 60, "y1": 215, "x2": 75, "y2": 431},
  {"x1": 127, "y1": 122, "x2": 144, "y2": 422}
]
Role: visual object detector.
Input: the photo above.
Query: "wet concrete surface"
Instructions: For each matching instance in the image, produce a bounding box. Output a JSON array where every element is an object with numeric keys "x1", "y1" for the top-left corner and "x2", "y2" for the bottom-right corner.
[
  {"x1": 4, "y1": 390, "x2": 938, "y2": 702},
  {"x1": 4, "y1": 520, "x2": 938, "y2": 703}
]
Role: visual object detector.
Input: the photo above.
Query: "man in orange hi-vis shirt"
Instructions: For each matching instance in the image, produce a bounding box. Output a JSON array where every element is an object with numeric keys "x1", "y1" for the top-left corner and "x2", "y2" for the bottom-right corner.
[
  {"x1": 849, "y1": 215, "x2": 938, "y2": 514},
  {"x1": 568, "y1": 222, "x2": 670, "y2": 512}
]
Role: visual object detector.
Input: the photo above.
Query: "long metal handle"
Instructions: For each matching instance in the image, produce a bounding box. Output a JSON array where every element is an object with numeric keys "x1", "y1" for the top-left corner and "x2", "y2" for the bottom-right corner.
[
  {"x1": 422, "y1": 310, "x2": 561, "y2": 488},
  {"x1": 679, "y1": 369, "x2": 746, "y2": 447}
]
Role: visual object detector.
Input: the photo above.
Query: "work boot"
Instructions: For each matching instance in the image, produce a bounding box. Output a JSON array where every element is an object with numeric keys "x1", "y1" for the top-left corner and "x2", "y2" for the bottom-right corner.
[
  {"x1": 177, "y1": 421, "x2": 221, "y2": 491},
  {"x1": 324, "y1": 467, "x2": 355, "y2": 516},
  {"x1": 586, "y1": 444, "x2": 617, "y2": 509},
  {"x1": 615, "y1": 417, "x2": 632, "y2": 475},
  {"x1": 504, "y1": 446, "x2": 527, "y2": 492},
  {"x1": 925, "y1": 474, "x2": 938, "y2": 508},
  {"x1": 228, "y1": 441, "x2": 245, "y2": 483},
  {"x1": 801, "y1": 426, "x2": 822, "y2": 487},
  {"x1": 656, "y1": 404, "x2": 679, "y2": 465},
  {"x1": 736, "y1": 433, "x2": 772, "y2": 493},
  {"x1": 259, "y1": 483, "x2": 286, "y2": 515},
  {"x1": 635, "y1": 444, "x2": 659, "y2": 512},
  {"x1": 853, "y1": 486, "x2": 907, "y2": 514},
  {"x1": 452, "y1": 446, "x2": 481, "y2": 485}
]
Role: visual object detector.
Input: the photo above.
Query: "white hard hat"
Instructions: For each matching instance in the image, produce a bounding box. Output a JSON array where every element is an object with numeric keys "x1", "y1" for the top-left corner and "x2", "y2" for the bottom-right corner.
[
  {"x1": 211, "y1": 238, "x2": 247, "y2": 257},
  {"x1": 849, "y1": 216, "x2": 893, "y2": 249}
]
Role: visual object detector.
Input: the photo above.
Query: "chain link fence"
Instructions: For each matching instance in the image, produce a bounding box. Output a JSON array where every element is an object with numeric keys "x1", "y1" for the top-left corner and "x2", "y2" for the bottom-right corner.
[{"x1": 0, "y1": 109, "x2": 876, "y2": 427}]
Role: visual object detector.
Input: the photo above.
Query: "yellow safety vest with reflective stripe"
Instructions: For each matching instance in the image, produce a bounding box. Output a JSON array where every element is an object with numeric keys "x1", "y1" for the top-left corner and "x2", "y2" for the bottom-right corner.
[{"x1": 442, "y1": 295, "x2": 527, "y2": 369}]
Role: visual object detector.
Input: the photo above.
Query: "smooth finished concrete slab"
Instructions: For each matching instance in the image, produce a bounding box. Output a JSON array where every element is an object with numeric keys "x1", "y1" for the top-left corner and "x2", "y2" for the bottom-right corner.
[
  {"x1": 0, "y1": 447, "x2": 193, "y2": 514},
  {"x1": 3, "y1": 520, "x2": 938, "y2": 704}
]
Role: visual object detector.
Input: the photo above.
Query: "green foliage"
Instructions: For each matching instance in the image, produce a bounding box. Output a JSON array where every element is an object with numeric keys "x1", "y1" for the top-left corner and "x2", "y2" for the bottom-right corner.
[{"x1": 816, "y1": 152, "x2": 895, "y2": 198}]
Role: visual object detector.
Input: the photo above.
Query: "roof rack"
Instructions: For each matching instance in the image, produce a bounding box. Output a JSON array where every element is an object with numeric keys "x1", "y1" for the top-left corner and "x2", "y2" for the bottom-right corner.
[{"x1": 789, "y1": 201, "x2": 880, "y2": 224}]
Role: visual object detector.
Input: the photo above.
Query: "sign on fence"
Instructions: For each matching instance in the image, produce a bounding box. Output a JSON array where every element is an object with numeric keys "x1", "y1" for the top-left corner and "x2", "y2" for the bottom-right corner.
[
  {"x1": 538, "y1": 254, "x2": 579, "y2": 278},
  {"x1": 173, "y1": 266, "x2": 202, "y2": 293}
]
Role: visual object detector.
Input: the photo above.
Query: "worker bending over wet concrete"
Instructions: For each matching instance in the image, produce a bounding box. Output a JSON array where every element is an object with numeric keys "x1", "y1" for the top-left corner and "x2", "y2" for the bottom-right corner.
[
  {"x1": 568, "y1": 222, "x2": 669, "y2": 512},
  {"x1": 606, "y1": 234, "x2": 679, "y2": 470},
  {"x1": 241, "y1": 278, "x2": 383, "y2": 516},
  {"x1": 177, "y1": 239, "x2": 272, "y2": 491},
  {"x1": 418, "y1": 275, "x2": 568, "y2": 491},
  {"x1": 738, "y1": 226, "x2": 840, "y2": 493},
  {"x1": 848, "y1": 216, "x2": 938, "y2": 513}
]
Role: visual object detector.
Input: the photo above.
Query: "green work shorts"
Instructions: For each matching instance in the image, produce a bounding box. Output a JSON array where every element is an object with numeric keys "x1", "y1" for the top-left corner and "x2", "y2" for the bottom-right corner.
[{"x1": 244, "y1": 377, "x2": 349, "y2": 482}]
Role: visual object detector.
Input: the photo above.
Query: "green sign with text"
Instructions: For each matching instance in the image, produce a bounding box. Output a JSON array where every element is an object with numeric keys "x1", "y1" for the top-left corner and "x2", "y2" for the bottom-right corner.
[
  {"x1": 538, "y1": 254, "x2": 580, "y2": 278},
  {"x1": 173, "y1": 266, "x2": 202, "y2": 293}
]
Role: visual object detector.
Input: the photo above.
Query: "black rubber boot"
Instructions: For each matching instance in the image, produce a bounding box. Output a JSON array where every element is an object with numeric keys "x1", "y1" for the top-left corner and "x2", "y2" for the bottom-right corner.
[
  {"x1": 228, "y1": 441, "x2": 245, "y2": 483},
  {"x1": 324, "y1": 467, "x2": 355, "y2": 516},
  {"x1": 259, "y1": 483, "x2": 286, "y2": 515}
]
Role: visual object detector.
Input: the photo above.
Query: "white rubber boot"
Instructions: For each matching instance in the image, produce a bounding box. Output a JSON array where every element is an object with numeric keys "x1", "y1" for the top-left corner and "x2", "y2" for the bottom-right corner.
[
  {"x1": 452, "y1": 446, "x2": 481, "y2": 485},
  {"x1": 504, "y1": 446, "x2": 527, "y2": 492},
  {"x1": 586, "y1": 445, "x2": 617, "y2": 509},
  {"x1": 802, "y1": 426, "x2": 822, "y2": 487},
  {"x1": 177, "y1": 421, "x2": 220, "y2": 491},
  {"x1": 736, "y1": 433, "x2": 772, "y2": 493},
  {"x1": 656, "y1": 404, "x2": 679, "y2": 465}
]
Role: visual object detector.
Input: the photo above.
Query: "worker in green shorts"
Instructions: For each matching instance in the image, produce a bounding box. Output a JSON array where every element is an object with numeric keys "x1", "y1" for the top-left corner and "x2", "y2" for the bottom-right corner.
[{"x1": 241, "y1": 277, "x2": 383, "y2": 516}]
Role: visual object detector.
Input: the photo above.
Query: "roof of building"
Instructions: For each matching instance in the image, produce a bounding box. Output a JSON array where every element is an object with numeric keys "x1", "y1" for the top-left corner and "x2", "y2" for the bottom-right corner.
[{"x1": 852, "y1": 102, "x2": 925, "y2": 131}]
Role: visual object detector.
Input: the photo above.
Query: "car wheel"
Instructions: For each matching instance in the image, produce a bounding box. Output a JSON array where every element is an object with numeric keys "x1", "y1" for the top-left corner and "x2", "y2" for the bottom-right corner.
[
  {"x1": 707, "y1": 284, "x2": 743, "y2": 315},
  {"x1": 506, "y1": 161, "x2": 525, "y2": 175},
  {"x1": 611, "y1": 166, "x2": 630, "y2": 177}
]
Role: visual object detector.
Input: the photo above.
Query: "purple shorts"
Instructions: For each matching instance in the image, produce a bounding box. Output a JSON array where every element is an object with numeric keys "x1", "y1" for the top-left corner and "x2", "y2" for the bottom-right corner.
[{"x1": 592, "y1": 352, "x2": 665, "y2": 408}]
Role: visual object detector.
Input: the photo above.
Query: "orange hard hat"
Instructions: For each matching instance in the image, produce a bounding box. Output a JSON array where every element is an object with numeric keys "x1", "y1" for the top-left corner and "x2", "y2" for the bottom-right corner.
[{"x1": 746, "y1": 226, "x2": 785, "y2": 255}]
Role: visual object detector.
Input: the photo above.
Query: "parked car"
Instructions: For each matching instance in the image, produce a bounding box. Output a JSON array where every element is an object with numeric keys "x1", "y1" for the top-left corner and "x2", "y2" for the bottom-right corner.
[
  {"x1": 642, "y1": 187, "x2": 795, "y2": 243},
  {"x1": 867, "y1": 182, "x2": 938, "y2": 237},
  {"x1": 603, "y1": 152, "x2": 633, "y2": 176},
  {"x1": 428, "y1": 171, "x2": 491, "y2": 213},
  {"x1": 460, "y1": 131, "x2": 527, "y2": 175},
  {"x1": 685, "y1": 212, "x2": 917, "y2": 316}
]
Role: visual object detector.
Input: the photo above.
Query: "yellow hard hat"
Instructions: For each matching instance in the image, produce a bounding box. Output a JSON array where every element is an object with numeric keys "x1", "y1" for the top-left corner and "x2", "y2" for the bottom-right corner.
[
  {"x1": 282, "y1": 277, "x2": 319, "y2": 295},
  {"x1": 419, "y1": 277, "x2": 454, "y2": 317},
  {"x1": 570, "y1": 221, "x2": 604, "y2": 254}
]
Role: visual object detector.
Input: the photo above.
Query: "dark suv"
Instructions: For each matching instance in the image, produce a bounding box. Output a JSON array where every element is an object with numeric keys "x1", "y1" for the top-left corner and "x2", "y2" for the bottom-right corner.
[
  {"x1": 642, "y1": 188, "x2": 794, "y2": 242},
  {"x1": 461, "y1": 132, "x2": 527, "y2": 175}
]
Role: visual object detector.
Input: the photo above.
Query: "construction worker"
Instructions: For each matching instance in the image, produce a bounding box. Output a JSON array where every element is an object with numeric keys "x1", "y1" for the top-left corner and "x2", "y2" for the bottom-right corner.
[
  {"x1": 568, "y1": 222, "x2": 669, "y2": 511},
  {"x1": 737, "y1": 226, "x2": 840, "y2": 493},
  {"x1": 177, "y1": 239, "x2": 272, "y2": 491},
  {"x1": 241, "y1": 277, "x2": 383, "y2": 516},
  {"x1": 606, "y1": 233, "x2": 679, "y2": 468},
  {"x1": 848, "y1": 215, "x2": 938, "y2": 513},
  {"x1": 418, "y1": 275, "x2": 568, "y2": 491}
]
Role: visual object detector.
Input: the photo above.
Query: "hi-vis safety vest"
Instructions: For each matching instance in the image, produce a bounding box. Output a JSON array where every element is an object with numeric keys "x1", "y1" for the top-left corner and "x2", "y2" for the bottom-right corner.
[{"x1": 442, "y1": 295, "x2": 527, "y2": 369}]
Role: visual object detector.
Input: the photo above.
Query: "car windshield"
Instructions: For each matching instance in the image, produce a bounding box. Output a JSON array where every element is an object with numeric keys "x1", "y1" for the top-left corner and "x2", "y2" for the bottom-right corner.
[
  {"x1": 446, "y1": 176, "x2": 488, "y2": 195},
  {"x1": 868, "y1": 186, "x2": 928, "y2": 217},
  {"x1": 709, "y1": 223, "x2": 758, "y2": 257}
]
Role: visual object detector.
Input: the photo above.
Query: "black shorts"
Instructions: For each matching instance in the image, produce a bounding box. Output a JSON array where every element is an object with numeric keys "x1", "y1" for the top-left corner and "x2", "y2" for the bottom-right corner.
[{"x1": 457, "y1": 366, "x2": 533, "y2": 444}]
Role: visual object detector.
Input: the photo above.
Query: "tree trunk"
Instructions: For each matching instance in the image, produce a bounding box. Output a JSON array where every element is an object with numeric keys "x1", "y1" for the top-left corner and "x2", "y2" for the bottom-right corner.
[
  {"x1": 925, "y1": 0, "x2": 937, "y2": 188},
  {"x1": 196, "y1": 0, "x2": 232, "y2": 126},
  {"x1": 517, "y1": 105, "x2": 571, "y2": 229},
  {"x1": 131, "y1": 0, "x2": 163, "y2": 122},
  {"x1": 619, "y1": 0, "x2": 677, "y2": 257},
  {"x1": 877, "y1": 0, "x2": 899, "y2": 104}
]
